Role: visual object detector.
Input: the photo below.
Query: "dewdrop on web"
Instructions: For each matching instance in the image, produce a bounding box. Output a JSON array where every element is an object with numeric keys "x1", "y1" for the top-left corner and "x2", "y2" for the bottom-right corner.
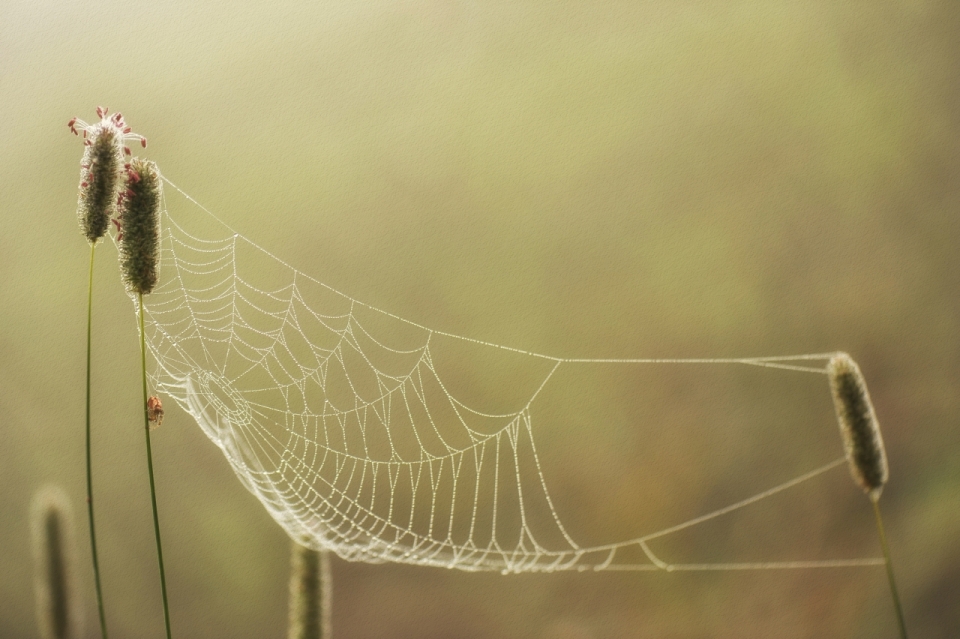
[{"x1": 69, "y1": 106, "x2": 147, "y2": 243}]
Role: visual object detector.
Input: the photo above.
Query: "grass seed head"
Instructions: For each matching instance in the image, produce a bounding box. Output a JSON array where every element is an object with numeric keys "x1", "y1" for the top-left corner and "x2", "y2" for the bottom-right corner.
[
  {"x1": 827, "y1": 353, "x2": 889, "y2": 499},
  {"x1": 118, "y1": 157, "x2": 161, "y2": 295},
  {"x1": 70, "y1": 107, "x2": 146, "y2": 243},
  {"x1": 31, "y1": 486, "x2": 82, "y2": 639}
]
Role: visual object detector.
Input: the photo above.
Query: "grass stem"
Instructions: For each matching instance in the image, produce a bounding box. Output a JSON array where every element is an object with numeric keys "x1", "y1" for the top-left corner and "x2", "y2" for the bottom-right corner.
[
  {"x1": 871, "y1": 496, "x2": 908, "y2": 639},
  {"x1": 139, "y1": 292, "x2": 172, "y2": 639},
  {"x1": 85, "y1": 242, "x2": 108, "y2": 639}
]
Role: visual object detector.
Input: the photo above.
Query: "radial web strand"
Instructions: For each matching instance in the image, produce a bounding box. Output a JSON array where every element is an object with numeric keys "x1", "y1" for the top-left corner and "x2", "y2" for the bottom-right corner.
[{"x1": 135, "y1": 173, "x2": 884, "y2": 573}]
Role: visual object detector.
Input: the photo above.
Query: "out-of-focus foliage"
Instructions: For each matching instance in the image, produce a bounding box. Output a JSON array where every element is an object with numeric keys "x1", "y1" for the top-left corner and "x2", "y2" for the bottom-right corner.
[{"x1": 1, "y1": 0, "x2": 958, "y2": 637}]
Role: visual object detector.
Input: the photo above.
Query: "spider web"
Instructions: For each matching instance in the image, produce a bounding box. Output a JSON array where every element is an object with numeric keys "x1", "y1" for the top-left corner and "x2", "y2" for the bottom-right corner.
[{"x1": 137, "y1": 174, "x2": 883, "y2": 574}]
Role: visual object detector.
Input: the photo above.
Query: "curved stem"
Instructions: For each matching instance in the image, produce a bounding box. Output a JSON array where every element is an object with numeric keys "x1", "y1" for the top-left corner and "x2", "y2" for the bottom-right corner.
[
  {"x1": 139, "y1": 293, "x2": 172, "y2": 639},
  {"x1": 86, "y1": 242, "x2": 109, "y2": 639},
  {"x1": 871, "y1": 497, "x2": 908, "y2": 639}
]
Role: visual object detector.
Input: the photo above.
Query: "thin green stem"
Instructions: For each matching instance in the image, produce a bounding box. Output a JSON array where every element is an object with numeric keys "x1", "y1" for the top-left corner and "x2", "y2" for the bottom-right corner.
[
  {"x1": 871, "y1": 497, "x2": 908, "y2": 639},
  {"x1": 139, "y1": 293, "x2": 172, "y2": 639},
  {"x1": 86, "y1": 242, "x2": 109, "y2": 639}
]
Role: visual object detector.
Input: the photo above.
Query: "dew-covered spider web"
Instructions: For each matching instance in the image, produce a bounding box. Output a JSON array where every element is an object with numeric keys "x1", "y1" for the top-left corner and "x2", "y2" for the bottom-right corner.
[{"x1": 135, "y1": 173, "x2": 884, "y2": 574}]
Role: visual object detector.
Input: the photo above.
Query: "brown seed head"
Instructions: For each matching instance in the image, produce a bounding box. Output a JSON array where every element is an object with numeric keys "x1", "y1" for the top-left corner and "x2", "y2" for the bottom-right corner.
[
  {"x1": 118, "y1": 158, "x2": 162, "y2": 295},
  {"x1": 71, "y1": 108, "x2": 146, "y2": 243},
  {"x1": 827, "y1": 353, "x2": 888, "y2": 500},
  {"x1": 76, "y1": 125, "x2": 122, "y2": 242},
  {"x1": 31, "y1": 486, "x2": 82, "y2": 639}
]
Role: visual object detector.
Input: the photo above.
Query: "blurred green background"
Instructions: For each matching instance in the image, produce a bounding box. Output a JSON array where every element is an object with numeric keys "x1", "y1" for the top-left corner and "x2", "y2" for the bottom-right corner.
[{"x1": 2, "y1": 0, "x2": 958, "y2": 637}]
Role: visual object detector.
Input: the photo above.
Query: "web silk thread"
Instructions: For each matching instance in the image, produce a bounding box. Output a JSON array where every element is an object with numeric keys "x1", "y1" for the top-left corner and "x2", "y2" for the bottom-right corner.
[{"x1": 128, "y1": 173, "x2": 885, "y2": 574}]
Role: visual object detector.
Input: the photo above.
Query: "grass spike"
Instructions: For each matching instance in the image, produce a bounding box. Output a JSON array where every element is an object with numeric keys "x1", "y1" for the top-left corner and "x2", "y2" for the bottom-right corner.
[
  {"x1": 31, "y1": 486, "x2": 82, "y2": 639},
  {"x1": 827, "y1": 352, "x2": 907, "y2": 638}
]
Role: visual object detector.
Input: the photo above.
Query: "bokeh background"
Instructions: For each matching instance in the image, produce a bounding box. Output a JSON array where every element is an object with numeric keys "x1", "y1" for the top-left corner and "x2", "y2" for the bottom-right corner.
[{"x1": 2, "y1": 0, "x2": 958, "y2": 637}]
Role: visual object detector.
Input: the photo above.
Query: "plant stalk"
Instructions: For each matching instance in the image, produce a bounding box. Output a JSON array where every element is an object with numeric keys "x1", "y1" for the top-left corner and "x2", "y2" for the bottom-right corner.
[
  {"x1": 871, "y1": 496, "x2": 908, "y2": 639},
  {"x1": 289, "y1": 544, "x2": 332, "y2": 639},
  {"x1": 85, "y1": 242, "x2": 109, "y2": 639},
  {"x1": 139, "y1": 292, "x2": 172, "y2": 639}
]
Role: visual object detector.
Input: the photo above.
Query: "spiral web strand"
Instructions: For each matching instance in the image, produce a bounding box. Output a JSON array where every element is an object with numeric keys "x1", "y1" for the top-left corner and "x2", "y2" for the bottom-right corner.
[{"x1": 139, "y1": 174, "x2": 883, "y2": 574}]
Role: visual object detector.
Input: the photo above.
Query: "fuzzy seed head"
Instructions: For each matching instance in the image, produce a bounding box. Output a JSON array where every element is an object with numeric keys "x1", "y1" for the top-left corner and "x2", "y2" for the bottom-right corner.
[
  {"x1": 31, "y1": 486, "x2": 82, "y2": 639},
  {"x1": 827, "y1": 353, "x2": 888, "y2": 499},
  {"x1": 76, "y1": 125, "x2": 120, "y2": 242},
  {"x1": 118, "y1": 158, "x2": 162, "y2": 294},
  {"x1": 70, "y1": 108, "x2": 146, "y2": 243}
]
